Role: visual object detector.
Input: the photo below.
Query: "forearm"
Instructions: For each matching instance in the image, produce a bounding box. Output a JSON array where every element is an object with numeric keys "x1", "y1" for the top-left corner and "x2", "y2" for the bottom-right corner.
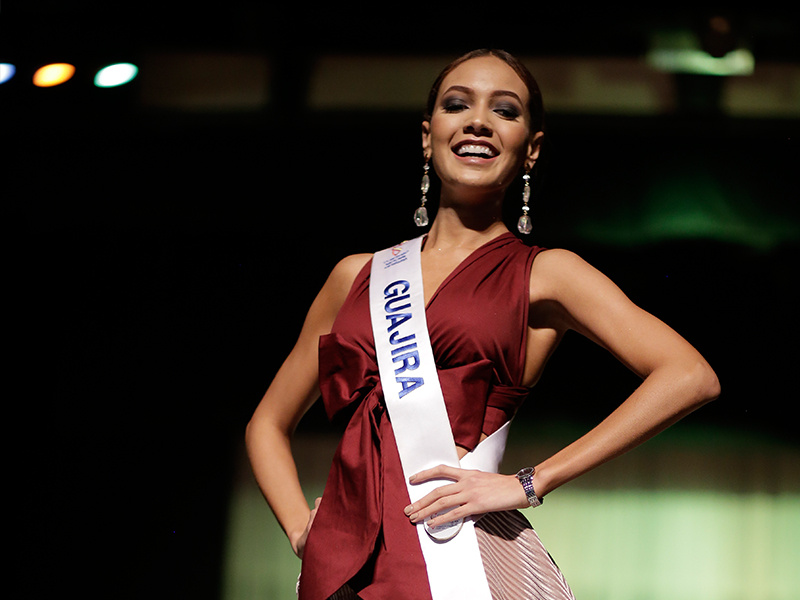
[
  {"x1": 534, "y1": 359, "x2": 719, "y2": 497},
  {"x1": 245, "y1": 418, "x2": 311, "y2": 551}
]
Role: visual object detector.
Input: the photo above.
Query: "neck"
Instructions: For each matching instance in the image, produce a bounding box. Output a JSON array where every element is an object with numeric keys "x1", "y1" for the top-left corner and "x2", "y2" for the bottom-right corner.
[
  {"x1": 425, "y1": 208, "x2": 509, "y2": 253},
  {"x1": 424, "y1": 185, "x2": 509, "y2": 251}
]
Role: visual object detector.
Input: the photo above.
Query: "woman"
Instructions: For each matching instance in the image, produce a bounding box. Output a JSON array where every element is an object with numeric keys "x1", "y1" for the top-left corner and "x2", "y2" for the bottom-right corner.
[{"x1": 245, "y1": 49, "x2": 720, "y2": 599}]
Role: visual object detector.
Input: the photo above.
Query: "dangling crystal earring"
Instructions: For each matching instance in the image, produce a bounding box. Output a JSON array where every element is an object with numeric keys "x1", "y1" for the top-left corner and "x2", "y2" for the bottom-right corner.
[
  {"x1": 414, "y1": 159, "x2": 430, "y2": 227},
  {"x1": 517, "y1": 166, "x2": 533, "y2": 235}
]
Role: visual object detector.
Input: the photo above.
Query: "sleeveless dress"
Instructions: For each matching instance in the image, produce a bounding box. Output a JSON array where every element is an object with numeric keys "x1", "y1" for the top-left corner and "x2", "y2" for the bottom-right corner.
[{"x1": 298, "y1": 232, "x2": 574, "y2": 600}]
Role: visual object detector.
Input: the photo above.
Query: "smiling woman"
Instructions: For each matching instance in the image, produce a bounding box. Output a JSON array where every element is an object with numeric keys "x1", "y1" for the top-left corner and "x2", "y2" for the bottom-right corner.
[
  {"x1": 245, "y1": 49, "x2": 719, "y2": 600},
  {"x1": 421, "y1": 52, "x2": 544, "y2": 232}
]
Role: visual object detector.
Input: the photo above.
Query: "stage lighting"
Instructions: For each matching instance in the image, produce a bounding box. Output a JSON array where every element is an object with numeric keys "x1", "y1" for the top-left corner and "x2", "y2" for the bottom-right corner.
[
  {"x1": 94, "y1": 63, "x2": 138, "y2": 88},
  {"x1": 646, "y1": 23, "x2": 754, "y2": 77},
  {"x1": 0, "y1": 63, "x2": 15, "y2": 84},
  {"x1": 33, "y1": 63, "x2": 76, "y2": 87},
  {"x1": 647, "y1": 48, "x2": 754, "y2": 77}
]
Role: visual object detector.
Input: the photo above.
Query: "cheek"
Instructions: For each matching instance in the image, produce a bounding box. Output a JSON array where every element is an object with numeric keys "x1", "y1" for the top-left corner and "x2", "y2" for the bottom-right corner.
[
  {"x1": 428, "y1": 119, "x2": 456, "y2": 150},
  {"x1": 504, "y1": 125, "x2": 532, "y2": 153}
]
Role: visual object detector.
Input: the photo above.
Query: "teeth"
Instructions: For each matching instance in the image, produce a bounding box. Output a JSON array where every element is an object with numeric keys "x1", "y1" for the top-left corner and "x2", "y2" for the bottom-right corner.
[{"x1": 457, "y1": 144, "x2": 496, "y2": 157}]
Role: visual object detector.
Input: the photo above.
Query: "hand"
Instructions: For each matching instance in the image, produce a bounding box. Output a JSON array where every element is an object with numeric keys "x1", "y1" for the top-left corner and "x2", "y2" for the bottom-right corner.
[
  {"x1": 291, "y1": 497, "x2": 321, "y2": 559},
  {"x1": 403, "y1": 465, "x2": 528, "y2": 528}
]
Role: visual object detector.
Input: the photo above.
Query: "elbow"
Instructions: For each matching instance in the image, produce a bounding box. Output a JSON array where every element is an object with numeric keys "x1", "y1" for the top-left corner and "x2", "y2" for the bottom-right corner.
[
  {"x1": 244, "y1": 418, "x2": 256, "y2": 449},
  {"x1": 689, "y1": 359, "x2": 721, "y2": 407},
  {"x1": 245, "y1": 410, "x2": 292, "y2": 451},
  {"x1": 245, "y1": 414, "x2": 266, "y2": 451}
]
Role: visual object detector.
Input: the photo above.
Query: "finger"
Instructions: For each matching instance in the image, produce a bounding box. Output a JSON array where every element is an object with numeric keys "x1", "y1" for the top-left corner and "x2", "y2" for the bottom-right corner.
[
  {"x1": 406, "y1": 488, "x2": 466, "y2": 523},
  {"x1": 308, "y1": 497, "x2": 323, "y2": 527},
  {"x1": 404, "y1": 481, "x2": 460, "y2": 514},
  {"x1": 424, "y1": 503, "x2": 471, "y2": 528},
  {"x1": 409, "y1": 464, "x2": 464, "y2": 484}
]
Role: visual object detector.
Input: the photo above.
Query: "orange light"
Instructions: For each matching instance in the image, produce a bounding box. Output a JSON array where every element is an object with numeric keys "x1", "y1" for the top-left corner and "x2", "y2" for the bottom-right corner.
[{"x1": 33, "y1": 63, "x2": 76, "y2": 87}]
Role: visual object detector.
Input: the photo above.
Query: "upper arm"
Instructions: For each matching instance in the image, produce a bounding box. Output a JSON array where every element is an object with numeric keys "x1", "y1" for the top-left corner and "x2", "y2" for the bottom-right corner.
[
  {"x1": 249, "y1": 253, "x2": 372, "y2": 434},
  {"x1": 530, "y1": 249, "x2": 712, "y2": 381}
]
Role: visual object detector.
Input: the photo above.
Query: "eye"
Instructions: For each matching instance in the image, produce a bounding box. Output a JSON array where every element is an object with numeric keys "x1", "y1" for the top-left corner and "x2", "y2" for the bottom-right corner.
[
  {"x1": 441, "y1": 97, "x2": 468, "y2": 113},
  {"x1": 493, "y1": 103, "x2": 521, "y2": 119}
]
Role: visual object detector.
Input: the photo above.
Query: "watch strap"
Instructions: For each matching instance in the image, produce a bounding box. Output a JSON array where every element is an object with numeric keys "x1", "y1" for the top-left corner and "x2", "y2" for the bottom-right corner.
[{"x1": 515, "y1": 467, "x2": 543, "y2": 508}]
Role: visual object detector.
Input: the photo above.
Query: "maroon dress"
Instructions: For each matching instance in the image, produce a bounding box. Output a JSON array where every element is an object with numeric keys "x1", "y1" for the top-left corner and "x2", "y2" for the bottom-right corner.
[{"x1": 299, "y1": 233, "x2": 543, "y2": 600}]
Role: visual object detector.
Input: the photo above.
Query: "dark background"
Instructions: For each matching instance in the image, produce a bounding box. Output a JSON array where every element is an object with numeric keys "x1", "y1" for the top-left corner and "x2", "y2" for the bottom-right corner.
[{"x1": 5, "y1": 4, "x2": 798, "y2": 599}]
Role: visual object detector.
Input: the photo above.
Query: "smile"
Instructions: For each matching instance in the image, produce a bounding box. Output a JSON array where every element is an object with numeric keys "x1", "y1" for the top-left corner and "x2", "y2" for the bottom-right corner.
[{"x1": 453, "y1": 142, "x2": 498, "y2": 159}]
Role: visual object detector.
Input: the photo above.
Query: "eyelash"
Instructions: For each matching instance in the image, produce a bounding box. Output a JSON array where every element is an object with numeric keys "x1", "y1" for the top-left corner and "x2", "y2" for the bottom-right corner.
[
  {"x1": 441, "y1": 99, "x2": 520, "y2": 120},
  {"x1": 442, "y1": 99, "x2": 468, "y2": 113}
]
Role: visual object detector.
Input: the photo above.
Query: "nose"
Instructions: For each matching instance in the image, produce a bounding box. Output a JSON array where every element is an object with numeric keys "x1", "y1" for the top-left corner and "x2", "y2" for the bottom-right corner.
[{"x1": 464, "y1": 107, "x2": 492, "y2": 136}]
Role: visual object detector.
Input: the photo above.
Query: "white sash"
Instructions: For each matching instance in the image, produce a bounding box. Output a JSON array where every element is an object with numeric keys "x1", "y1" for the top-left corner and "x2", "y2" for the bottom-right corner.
[{"x1": 369, "y1": 236, "x2": 510, "y2": 600}]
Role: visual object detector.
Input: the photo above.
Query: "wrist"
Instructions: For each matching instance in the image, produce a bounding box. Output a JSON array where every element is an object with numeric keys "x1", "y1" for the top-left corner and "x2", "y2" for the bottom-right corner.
[
  {"x1": 515, "y1": 466, "x2": 543, "y2": 508},
  {"x1": 287, "y1": 521, "x2": 309, "y2": 558},
  {"x1": 288, "y1": 529, "x2": 303, "y2": 554}
]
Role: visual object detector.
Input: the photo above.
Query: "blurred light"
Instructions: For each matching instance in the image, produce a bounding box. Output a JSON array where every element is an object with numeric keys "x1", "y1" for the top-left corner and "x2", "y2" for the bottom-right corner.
[
  {"x1": 0, "y1": 63, "x2": 16, "y2": 84},
  {"x1": 94, "y1": 63, "x2": 138, "y2": 88},
  {"x1": 573, "y1": 168, "x2": 799, "y2": 250},
  {"x1": 647, "y1": 27, "x2": 754, "y2": 77},
  {"x1": 139, "y1": 52, "x2": 269, "y2": 111},
  {"x1": 33, "y1": 63, "x2": 76, "y2": 87},
  {"x1": 647, "y1": 48, "x2": 755, "y2": 76}
]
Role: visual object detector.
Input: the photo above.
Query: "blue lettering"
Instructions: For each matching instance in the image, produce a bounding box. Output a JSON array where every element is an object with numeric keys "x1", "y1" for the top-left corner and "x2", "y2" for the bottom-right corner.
[
  {"x1": 382, "y1": 280, "x2": 425, "y2": 399},
  {"x1": 393, "y1": 351, "x2": 421, "y2": 374},
  {"x1": 391, "y1": 342, "x2": 418, "y2": 356},
  {"x1": 386, "y1": 312, "x2": 412, "y2": 332},
  {"x1": 397, "y1": 377, "x2": 424, "y2": 398},
  {"x1": 389, "y1": 331, "x2": 416, "y2": 345},
  {"x1": 385, "y1": 294, "x2": 411, "y2": 313},
  {"x1": 383, "y1": 280, "x2": 410, "y2": 298}
]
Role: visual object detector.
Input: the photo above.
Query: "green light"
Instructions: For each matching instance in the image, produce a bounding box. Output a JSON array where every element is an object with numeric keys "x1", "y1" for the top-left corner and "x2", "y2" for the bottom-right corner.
[
  {"x1": 94, "y1": 63, "x2": 138, "y2": 88},
  {"x1": 573, "y1": 170, "x2": 800, "y2": 250},
  {"x1": 647, "y1": 28, "x2": 754, "y2": 77},
  {"x1": 533, "y1": 490, "x2": 800, "y2": 600},
  {"x1": 647, "y1": 48, "x2": 755, "y2": 76},
  {"x1": 221, "y1": 430, "x2": 800, "y2": 600}
]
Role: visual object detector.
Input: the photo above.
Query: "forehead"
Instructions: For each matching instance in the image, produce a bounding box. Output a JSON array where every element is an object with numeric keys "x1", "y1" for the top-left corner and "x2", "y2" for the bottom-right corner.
[{"x1": 438, "y1": 56, "x2": 529, "y2": 101}]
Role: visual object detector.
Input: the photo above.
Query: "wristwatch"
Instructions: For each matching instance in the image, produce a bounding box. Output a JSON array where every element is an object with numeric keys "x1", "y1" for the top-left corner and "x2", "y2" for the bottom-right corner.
[{"x1": 516, "y1": 467, "x2": 543, "y2": 508}]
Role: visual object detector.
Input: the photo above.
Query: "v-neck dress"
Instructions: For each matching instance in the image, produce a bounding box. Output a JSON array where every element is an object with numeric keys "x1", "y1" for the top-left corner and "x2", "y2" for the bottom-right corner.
[{"x1": 298, "y1": 233, "x2": 545, "y2": 600}]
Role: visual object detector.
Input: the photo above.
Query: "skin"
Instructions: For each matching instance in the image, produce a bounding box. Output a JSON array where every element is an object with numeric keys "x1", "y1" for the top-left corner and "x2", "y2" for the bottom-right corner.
[{"x1": 245, "y1": 55, "x2": 720, "y2": 559}]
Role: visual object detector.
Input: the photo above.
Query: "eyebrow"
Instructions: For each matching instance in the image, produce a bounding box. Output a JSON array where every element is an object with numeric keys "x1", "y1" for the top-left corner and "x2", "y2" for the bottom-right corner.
[{"x1": 441, "y1": 85, "x2": 524, "y2": 104}]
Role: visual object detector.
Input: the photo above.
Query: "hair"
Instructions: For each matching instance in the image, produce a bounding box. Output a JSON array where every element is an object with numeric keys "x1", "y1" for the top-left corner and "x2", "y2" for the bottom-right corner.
[{"x1": 423, "y1": 49, "x2": 545, "y2": 135}]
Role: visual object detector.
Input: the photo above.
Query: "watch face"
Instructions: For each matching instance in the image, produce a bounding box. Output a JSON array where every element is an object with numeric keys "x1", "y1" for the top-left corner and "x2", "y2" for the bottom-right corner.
[{"x1": 517, "y1": 467, "x2": 534, "y2": 479}]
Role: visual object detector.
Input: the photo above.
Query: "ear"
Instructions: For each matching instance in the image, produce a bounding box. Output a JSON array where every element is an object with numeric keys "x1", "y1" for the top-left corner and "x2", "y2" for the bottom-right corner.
[
  {"x1": 524, "y1": 131, "x2": 544, "y2": 171},
  {"x1": 421, "y1": 120, "x2": 432, "y2": 160}
]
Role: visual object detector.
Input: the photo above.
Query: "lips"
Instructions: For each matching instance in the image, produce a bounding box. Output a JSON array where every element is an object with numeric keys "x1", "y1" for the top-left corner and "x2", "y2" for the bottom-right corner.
[{"x1": 452, "y1": 140, "x2": 499, "y2": 159}]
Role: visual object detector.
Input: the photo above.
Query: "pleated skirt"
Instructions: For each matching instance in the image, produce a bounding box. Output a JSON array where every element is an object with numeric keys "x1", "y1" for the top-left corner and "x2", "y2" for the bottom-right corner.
[{"x1": 326, "y1": 510, "x2": 575, "y2": 600}]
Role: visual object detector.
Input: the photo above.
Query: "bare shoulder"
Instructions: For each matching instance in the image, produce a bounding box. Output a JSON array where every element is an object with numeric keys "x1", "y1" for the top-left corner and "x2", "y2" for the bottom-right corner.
[
  {"x1": 530, "y1": 248, "x2": 608, "y2": 303},
  {"x1": 314, "y1": 253, "x2": 373, "y2": 317},
  {"x1": 326, "y1": 253, "x2": 372, "y2": 296},
  {"x1": 295, "y1": 252, "x2": 373, "y2": 342},
  {"x1": 333, "y1": 252, "x2": 373, "y2": 275},
  {"x1": 529, "y1": 247, "x2": 649, "y2": 338}
]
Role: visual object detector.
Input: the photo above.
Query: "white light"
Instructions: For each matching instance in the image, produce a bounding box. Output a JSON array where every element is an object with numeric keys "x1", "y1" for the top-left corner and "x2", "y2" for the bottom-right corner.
[
  {"x1": 0, "y1": 63, "x2": 17, "y2": 84},
  {"x1": 94, "y1": 63, "x2": 138, "y2": 88}
]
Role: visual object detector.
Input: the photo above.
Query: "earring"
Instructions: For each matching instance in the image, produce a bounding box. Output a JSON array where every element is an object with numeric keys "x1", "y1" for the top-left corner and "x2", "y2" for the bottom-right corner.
[
  {"x1": 414, "y1": 158, "x2": 431, "y2": 227},
  {"x1": 517, "y1": 167, "x2": 533, "y2": 235}
]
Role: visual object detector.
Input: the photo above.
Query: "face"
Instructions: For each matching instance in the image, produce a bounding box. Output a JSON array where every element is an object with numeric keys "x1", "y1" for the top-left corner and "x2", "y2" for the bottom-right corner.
[{"x1": 422, "y1": 56, "x2": 543, "y2": 199}]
